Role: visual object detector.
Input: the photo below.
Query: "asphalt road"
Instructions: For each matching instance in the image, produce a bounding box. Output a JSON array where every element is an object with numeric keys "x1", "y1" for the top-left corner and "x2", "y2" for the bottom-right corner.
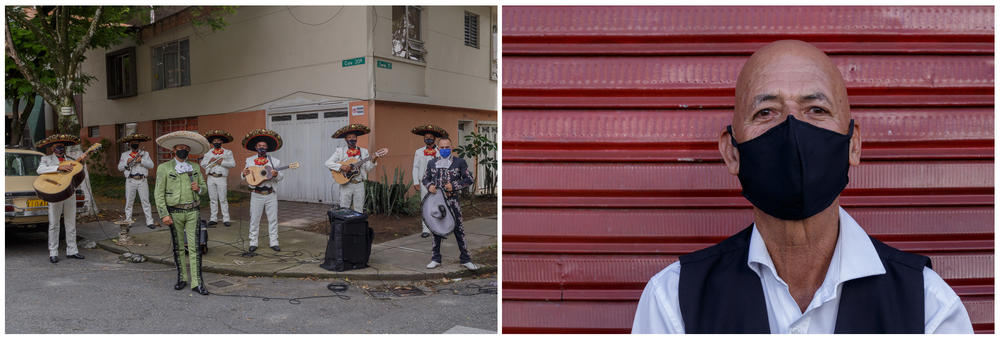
[{"x1": 5, "y1": 231, "x2": 497, "y2": 334}]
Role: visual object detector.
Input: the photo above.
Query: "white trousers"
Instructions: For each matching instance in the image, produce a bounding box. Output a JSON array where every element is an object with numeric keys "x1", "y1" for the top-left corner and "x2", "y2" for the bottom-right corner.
[
  {"x1": 47, "y1": 197, "x2": 78, "y2": 257},
  {"x1": 124, "y1": 177, "x2": 154, "y2": 225},
  {"x1": 248, "y1": 192, "x2": 279, "y2": 247},
  {"x1": 207, "y1": 176, "x2": 230, "y2": 222},
  {"x1": 339, "y1": 182, "x2": 365, "y2": 212},
  {"x1": 419, "y1": 184, "x2": 430, "y2": 233}
]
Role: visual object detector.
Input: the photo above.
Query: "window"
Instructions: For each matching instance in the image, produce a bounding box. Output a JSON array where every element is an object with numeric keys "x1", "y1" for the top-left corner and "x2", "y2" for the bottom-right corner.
[
  {"x1": 271, "y1": 115, "x2": 292, "y2": 122},
  {"x1": 106, "y1": 47, "x2": 137, "y2": 99},
  {"x1": 152, "y1": 38, "x2": 190, "y2": 91},
  {"x1": 324, "y1": 111, "x2": 347, "y2": 118},
  {"x1": 6, "y1": 153, "x2": 41, "y2": 176},
  {"x1": 392, "y1": 6, "x2": 425, "y2": 62},
  {"x1": 88, "y1": 126, "x2": 100, "y2": 137},
  {"x1": 296, "y1": 113, "x2": 318, "y2": 120},
  {"x1": 464, "y1": 12, "x2": 479, "y2": 49},
  {"x1": 155, "y1": 117, "x2": 197, "y2": 162}
]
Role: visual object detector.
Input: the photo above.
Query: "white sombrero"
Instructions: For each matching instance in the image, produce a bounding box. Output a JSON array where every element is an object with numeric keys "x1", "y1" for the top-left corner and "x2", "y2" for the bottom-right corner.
[{"x1": 156, "y1": 131, "x2": 210, "y2": 155}]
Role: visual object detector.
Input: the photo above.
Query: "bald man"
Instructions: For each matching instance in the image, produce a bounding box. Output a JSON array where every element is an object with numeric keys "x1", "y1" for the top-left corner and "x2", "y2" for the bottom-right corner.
[{"x1": 632, "y1": 40, "x2": 972, "y2": 334}]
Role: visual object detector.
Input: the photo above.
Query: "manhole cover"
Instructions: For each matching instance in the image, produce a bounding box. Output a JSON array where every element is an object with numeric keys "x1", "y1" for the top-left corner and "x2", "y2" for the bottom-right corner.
[{"x1": 209, "y1": 280, "x2": 234, "y2": 288}]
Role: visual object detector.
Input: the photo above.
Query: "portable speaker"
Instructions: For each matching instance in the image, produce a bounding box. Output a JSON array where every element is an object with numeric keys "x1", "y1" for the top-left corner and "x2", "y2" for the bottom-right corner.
[{"x1": 320, "y1": 207, "x2": 374, "y2": 272}]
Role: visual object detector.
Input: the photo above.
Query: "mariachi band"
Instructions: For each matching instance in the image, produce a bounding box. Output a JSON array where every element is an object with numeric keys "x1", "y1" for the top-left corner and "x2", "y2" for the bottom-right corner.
[{"x1": 35, "y1": 123, "x2": 477, "y2": 295}]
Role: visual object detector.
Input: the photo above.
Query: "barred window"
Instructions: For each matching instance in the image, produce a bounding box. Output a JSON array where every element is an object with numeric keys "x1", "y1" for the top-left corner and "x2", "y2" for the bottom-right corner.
[
  {"x1": 152, "y1": 38, "x2": 190, "y2": 91},
  {"x1": 464, "y1": 11, "x2": 479, "y2": 49},
  {"x1": 392, "y1": 6, "x2": 425, "y2": 62}
]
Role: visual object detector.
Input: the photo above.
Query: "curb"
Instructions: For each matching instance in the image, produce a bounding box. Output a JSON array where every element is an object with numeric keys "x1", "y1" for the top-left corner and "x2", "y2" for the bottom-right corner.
[{"x1": 95, "y1": 240, "x2": 496, "y2": 281}]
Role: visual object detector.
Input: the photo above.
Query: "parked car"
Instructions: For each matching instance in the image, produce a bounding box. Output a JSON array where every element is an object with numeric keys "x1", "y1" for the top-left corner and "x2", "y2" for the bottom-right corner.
[{"x1": 5, "y1": 148, "x2": 86, "y2": 232}]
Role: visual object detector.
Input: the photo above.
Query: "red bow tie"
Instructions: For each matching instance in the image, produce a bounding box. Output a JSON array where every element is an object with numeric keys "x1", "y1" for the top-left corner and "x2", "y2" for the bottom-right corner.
[
  {"x1": 346, "y1": 148, "x2": 361, "y2": 157},
  {"x1": 254, "y1": 157, "x2": 268, "y2": 165},
  {"x1": 423, "y1": 148, "x2": 437, "y2": 156}
]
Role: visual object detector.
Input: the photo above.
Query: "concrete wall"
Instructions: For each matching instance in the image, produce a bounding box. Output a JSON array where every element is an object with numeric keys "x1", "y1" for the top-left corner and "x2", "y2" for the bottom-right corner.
[
  {"x1": 371, "y1": 6, "x2": 497, "y2": 111},
  {"x1": 80, "y1": 6, "x2": 372, "y2": 127},
  {"x1": 371, "y1": 100, "x2": 496, "y2": 192}
]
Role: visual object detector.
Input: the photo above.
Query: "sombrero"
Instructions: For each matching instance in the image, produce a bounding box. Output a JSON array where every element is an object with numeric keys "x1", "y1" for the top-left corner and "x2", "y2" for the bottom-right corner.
[
  {"x1": 331, "y1": 124, "x2": 370, "y2": 138},
  {"x1": 242, "y1": 129, "x2": 282, "y2": 152},
  {"x1": 421, "y1": 189, "x2": 457, "y2": 237},
  {"x1": 156, "y1": 131, "x2": 210, "y2": 155},
  {"x1": 411, "y1": 124, "x2": 448, "y2": 138},
  {"x1": 36, "y1": 134, "x2": 81, "y2": 150},
  {"x1": 202, "y1": 129, "x2": 234, "y2": 143},
  {"x1": 118, "y1": 133, "x2": 151, "y2": 144}
]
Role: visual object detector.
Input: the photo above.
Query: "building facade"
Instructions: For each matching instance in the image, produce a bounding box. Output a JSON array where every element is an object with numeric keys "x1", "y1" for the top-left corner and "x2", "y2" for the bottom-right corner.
[{"x1": 80, "y1": 6, "x2": 497, "y2": 203}]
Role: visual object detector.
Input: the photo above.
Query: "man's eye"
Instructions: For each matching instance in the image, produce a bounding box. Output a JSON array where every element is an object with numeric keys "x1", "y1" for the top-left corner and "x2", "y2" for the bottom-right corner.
[
  {"x1": 809, "y1": 107, "x2": 829, "y2": 114},
  {"x1": 754, "y1": 109, "x2": 774, "y2": 119}
]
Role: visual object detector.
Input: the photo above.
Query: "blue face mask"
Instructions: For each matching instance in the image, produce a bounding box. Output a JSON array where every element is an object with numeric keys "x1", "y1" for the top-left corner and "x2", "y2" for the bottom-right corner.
[{"x1": 439, "y1": 149, "x2": 451, "y2": 158}]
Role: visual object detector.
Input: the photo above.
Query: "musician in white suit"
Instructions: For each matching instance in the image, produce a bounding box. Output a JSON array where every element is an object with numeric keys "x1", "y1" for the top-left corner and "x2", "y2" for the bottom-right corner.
[
  {"x1": 239, "y1": 129, "x2": 284, "y2": 253},
  {"x1": 411, "y1": 124, "x2": 447, "y2": 238},
  {"x1": 200, "y1": 130, "x2": 236, "y2": 227},
  {"x1": 35, "y1": 134, "x2": 86, "y2": 264},
  {"x1": 325, "y1": 124, "x2": 382, "y2": 213},
  {"x1": 116, "y1": 133, "x2": 155, "y2": 236}
]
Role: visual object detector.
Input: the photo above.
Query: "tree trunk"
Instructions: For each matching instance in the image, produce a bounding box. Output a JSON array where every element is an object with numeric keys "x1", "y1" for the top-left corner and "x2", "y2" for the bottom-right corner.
[{"x1": 10, "y1": 97, "x2": 22, "y2": 146}]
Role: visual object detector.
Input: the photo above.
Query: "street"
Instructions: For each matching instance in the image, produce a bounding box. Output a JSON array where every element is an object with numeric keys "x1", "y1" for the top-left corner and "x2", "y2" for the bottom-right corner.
[{"x1": 5, "y1": 231, "x2": 497, "y2": 334}]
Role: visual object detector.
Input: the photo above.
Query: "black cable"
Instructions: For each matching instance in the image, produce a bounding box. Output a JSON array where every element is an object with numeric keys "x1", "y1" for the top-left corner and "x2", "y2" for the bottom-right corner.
[{"x1": 209, "y1": 282, "x2": 351, "y2": 304}]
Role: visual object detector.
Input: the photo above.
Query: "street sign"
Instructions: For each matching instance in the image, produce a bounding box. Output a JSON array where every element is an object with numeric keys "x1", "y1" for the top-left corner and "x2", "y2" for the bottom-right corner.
[
  {"x1": 342, "y1": 57, "x2": 365, "y2": 67},
  {"x1": 377, "y1": 60, "x2": 392, "y2": 69}
]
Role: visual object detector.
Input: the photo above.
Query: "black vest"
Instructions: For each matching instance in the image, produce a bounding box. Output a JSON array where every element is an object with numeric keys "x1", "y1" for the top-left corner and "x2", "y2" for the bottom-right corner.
[{"x1": 678, "y1": 226, "x2": 930, "y2": 334}]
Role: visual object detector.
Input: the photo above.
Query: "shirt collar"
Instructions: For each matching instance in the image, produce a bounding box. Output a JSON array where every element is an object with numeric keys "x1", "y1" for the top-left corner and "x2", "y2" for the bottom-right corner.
[{"x1": 747, "y1": 206, "x2": 886, "y2": 288}]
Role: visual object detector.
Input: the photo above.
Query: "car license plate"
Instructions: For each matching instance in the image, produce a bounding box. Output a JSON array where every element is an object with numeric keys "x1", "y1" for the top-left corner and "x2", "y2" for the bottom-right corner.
[{"x1": 26, "y1": 199, "x2": 48, "y2": 207}]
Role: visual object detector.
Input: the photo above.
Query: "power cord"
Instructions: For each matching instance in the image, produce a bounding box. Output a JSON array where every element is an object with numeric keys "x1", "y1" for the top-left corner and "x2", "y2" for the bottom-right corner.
[{"x1": 210, "y1": 282, "x2": 351, "y2": 304}]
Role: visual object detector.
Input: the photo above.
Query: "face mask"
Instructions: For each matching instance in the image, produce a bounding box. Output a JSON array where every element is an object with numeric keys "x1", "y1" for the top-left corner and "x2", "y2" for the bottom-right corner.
[
  {"x1": 54, "y1": 145, "x2": 66, "y2": 154},
  {"x1": 256, "y1": 147, "x2": 268, "y2": 155},
  {"x1": 213, "y1": 142, "x2": 222, "y2": 149},
  {"x1": 346, "y1": 139, "x2": 357, "y2": 148},
  {"x1": 424, "y1": 138, "x2": 435, "y2": 146},
  {"x1": 439, "y1": 148, "x2": 452, "y2": 158},
  {"x1": 728, "y1": 116, "x2": 853, "y2": 220},
  {"x1": 130, "y1": 143, "x2": 139, "y2": 150},
  {"x1": 175, "y1": 149, "x2": 190, "y2": 160}
]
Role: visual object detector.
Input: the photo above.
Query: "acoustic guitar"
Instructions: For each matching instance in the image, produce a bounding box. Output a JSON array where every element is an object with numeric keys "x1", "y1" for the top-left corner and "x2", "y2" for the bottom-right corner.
[
  {"x1": 33, "y1": 143, "x2": 102, "y2": 202},
  {"x1": 244, "y1": 162, "x2": 300, "y2": 186},
  {"x1": 331, "y1": 148, "x2": 388, "y2": 185}
]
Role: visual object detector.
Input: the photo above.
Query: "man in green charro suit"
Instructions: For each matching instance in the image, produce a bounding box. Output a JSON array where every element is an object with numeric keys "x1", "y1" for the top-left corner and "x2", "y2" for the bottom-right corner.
[{"x1": 153, "y1": 131, "x2": 210, "y2": 295}]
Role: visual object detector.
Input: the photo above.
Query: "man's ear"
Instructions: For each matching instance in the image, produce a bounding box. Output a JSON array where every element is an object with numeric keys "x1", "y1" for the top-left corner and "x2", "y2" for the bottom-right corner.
[
  {"x1": 719, "y1": 129, "x2": 740, "y2": 175},
  {"x1": 849, "y1": 120, "x2": 861, "y2": 166}
]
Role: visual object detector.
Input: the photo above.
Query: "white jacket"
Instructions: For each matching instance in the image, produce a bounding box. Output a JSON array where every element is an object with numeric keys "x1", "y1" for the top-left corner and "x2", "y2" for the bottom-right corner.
[
  {"x1": 37, "y1": 150, "x2": 84, "y2": 174},
  {"x1": 412, "y1": 146, "x2": 438, "y2": 186},
  {"x1": 241, "y1": 155, "x2": 284, "y2": 189},
  {"x1": 117, "y1": 150, "x2": 154, "y2": 177},
  {"x1": 325, "y1": 147, "x2": 376, "y2": 182},
  {"x1": 200, "y1": 148, "x2": 236, "y2": 177}
]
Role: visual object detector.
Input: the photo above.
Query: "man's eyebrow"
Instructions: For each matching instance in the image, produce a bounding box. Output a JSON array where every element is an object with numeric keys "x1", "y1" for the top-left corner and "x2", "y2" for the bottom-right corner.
[
  {"x1": 752, "y1": 94, "x2": 778, "y2": 107},
  {"x1": 802, "y1": 92, "x2": 830, "y2": 103}
]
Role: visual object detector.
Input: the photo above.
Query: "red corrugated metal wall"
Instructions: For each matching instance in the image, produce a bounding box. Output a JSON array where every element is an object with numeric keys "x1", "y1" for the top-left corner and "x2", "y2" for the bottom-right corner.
[{"x1": 501, "y1": 6, "x2": 994, "y2": 334}]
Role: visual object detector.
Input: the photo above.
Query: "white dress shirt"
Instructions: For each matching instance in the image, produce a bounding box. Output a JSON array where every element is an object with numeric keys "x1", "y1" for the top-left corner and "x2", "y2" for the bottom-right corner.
[
  {"x1": 37, "y1": 150, "x2": 84, "y2": 174},
  {"x1": 200, "y1": 148, "x2": 236, "y2": 177},
  {"x1": 632, "y1": 207, "x2": 973, "y2": 334},
  {"x1": 116, "y1": 150, "x2": 154, "y2": 177}
]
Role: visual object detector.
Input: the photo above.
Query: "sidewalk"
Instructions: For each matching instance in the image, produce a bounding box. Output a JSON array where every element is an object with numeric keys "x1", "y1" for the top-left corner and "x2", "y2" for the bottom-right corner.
[{"x1": 80, "y1": 200, "x2": 497, "y2": 281}]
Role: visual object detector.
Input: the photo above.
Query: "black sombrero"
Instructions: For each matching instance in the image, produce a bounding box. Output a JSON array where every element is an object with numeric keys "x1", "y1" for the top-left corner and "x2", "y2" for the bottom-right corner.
[
  {"x1": 36, "y1": 134, "x2": 81, "y2": 150},
  {"x1": 332, "y1": 124, "x2": 371, "y2": 138},
  {"x1": 118, "y1": 133, "x2": 152, "y2": 144},
  {"x1": 411, "y1": 124, "x2": 448, "y2": 138},
  {"x1": 242, "y1": 129, "x2": 283, "y2": 152},
  {"x1": 202, "y1": 130, "x2": 234, "y2": 143}
]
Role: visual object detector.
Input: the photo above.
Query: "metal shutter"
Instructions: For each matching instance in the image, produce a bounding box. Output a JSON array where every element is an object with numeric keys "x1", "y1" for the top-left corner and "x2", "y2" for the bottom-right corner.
[{"x1": 502, "y1": 6, "x2": 994, "y2": 334}]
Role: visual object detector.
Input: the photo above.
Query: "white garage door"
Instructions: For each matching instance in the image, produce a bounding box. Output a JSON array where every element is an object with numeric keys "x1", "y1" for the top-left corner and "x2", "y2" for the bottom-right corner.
[{"x1": 268, "y1": 108, "x2": 349, "y2": 203}]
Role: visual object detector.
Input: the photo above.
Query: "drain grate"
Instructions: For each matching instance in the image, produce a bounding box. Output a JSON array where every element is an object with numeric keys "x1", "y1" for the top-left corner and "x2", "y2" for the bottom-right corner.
[
  {"x1": 209, "y1": 280, "x2": 234, "y2": 288},
  {"x1": 393, "y1": 286, "x2": 426, "y2": 297}
]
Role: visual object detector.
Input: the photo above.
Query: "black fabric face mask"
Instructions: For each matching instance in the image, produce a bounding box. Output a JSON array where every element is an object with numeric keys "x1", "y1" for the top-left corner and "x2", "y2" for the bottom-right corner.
[
  {"x1": 130, "y1": 143, "x2": 139, "y2": 150},
  {"x1": 346, "y1": 139, "x2": 357, "y2": 148},
  {"x1": 728, "y1": 116, "x2": 854, "y2": 220},
  {"x1": 256, "y1": 148, "x2": 267, "y2": 156},
  {"x1": 213, "y1": 142, "x2": 222, "y2": 149},
  {"x1": 424, "y1": 138, "x2": 435, "y2": 146},
  {"x1": 54, "y1": 145, "x2": 66, "y2": 155},
  {"x1": 175, "y1": 149, "x2": 190, "y2": 160}
]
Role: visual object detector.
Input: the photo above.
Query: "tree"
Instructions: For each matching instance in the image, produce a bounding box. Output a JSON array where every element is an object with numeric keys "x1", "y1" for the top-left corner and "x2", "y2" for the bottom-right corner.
[
  {"x1": 5, "y1": 21, "x2": 53, "y2": 147},
  {"x1": 5, "y1": 6, "x2": 235, "y2": 135}
]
